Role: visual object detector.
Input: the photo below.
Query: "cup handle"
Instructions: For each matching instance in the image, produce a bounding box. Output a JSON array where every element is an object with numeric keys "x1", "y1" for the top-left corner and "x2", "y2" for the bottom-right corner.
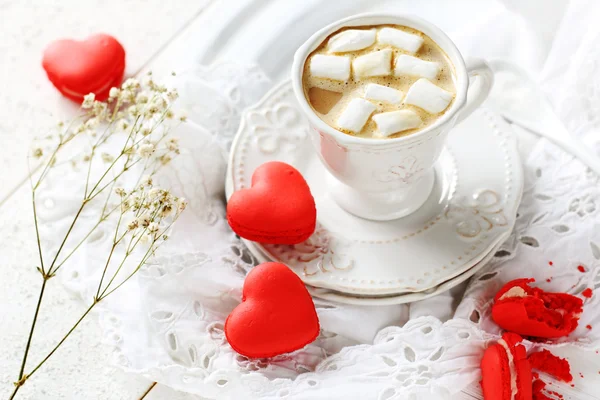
[{"x1": 456, "y1": 58, "x2": 494, "y2": 123}]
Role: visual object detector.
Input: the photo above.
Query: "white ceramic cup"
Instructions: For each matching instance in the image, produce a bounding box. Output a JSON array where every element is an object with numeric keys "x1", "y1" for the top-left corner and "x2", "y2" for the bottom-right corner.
[{"x1": 291, "y1": 13, "x2": 494, "y2": 221}]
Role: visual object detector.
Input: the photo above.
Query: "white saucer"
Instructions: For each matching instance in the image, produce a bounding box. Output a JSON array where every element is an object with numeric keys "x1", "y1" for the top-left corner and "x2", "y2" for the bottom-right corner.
[
  {"x1": 245, "y1": 232, "x2": 507, "y2": 305},
  {"x1": 226, "y1": 80, "x2": 523, "y2": 296}
]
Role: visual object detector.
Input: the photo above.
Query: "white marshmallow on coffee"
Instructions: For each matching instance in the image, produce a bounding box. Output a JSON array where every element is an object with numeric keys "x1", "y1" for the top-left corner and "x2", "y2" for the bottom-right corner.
[
  {"x1": 404, "y1": 78, "x2": 454, "y2": 114},
  {"x1": 337, "y1": 98, "x2": 377, "y2": 133},
  {"x1": 310, "y1": 54, "x2": 351, "y2": 81},
  {"x1": 364, "y1": 83, "x2": 403, "y2": 104},
  {"x1": 353, "y1": 49, "x2": 393, "y2": 79},
  {"x1": 378, "y1": 28, "x2": 424, "y2": 54},
  {"x1": 327, "y1": 29, "x2": 376, "y2": 53},
  {"x1": 394, "y1": 55, "x2": 440, "y2": 80},
  {"x1": 373, "y1": 110, "x2": 422, "y2": 137}
]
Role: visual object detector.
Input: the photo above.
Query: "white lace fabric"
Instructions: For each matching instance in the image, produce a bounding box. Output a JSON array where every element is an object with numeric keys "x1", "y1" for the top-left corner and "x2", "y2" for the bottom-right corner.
[{"x1": 39, "y1": 1, "x2": 600, "y2": 398}]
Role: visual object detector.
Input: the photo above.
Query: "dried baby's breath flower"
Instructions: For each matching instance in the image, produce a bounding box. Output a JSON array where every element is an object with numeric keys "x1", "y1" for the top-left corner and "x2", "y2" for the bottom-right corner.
[
  {"x1": 117, "y1": 119, "x2": 129, "y2": 131},
  {"x1": 85, "y1": 118, "x2": 100, "y2": 129},
  {"x1": 127, "y1": 219, "x2": 139, "y2": 231},
  {"x1": 32, "y1": 148, "x2": 43, "y2": 158},
  {"x1": 82, "y1": 93, "x2": 95, "y2": 109},
  {"x1": 138, "y1": 143, "x2": 155, "y2": 158},
  {"x1": 128, "y1": 105, "x2": 140, "y2": 118},
  {"x1": 166, "y1": 89, "x2": 179, "y2": 101},
  {"x1": 101, "y1": 153, "x2": 114, "y2": 163},
  {"x1": 160, "y1": 203, "x2": 173, "y2": 217},
  {"x1": 165, "y1": 110, "x2": 174, "y2": 119},
  {"x1": 93, "y1": 101, "x2": 108, "y2": 120},
  {"x1": 159, "y1": 154, "x2": 172, "y2": 165},
  {"x1": 121, "y1": 198, "x2": 131, "y2": 212},
  {"x1": 148, "y1": 187, "x2": 161, "y2": 198},
  {"x1": 148, "y1": 222, "x2": 160, "y2": 234},
  {"x1": 114, "y1": 187, "x2": 127, "y2": 197},
  {"x1": 135, "y1": 92, "x2": 149, "y2": 104},
  {"x1": 166, "y1": 137, "x2": 180, "y2": 153},
  {"x1": 177, "y1": 197, "x2": 188, "y2": 212},
  {"x1": 178, "y1": 111, "x2": 188, "y2": 122},
  {"x1": 137, "y1": 212, "x2": 151, "y2": 228},
  {"x1": 142, "y1": 175, "x2": 153, "y2": 187},
  {"x1": 121, "y1": 78, "x2": 140, "y2": 91},
  {"x1": 140, "y1": 123, "x2": 152, "y2": 136},
  {"x1": 109, "y1": 87, "x2": 120, "y2": 99}
]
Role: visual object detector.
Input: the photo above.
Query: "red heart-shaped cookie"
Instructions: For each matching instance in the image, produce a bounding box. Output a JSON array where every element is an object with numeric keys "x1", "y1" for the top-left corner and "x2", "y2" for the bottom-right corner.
[
  {"x1": 42, "y1": 34, "x2": 125, "y2": 102},
  {"x1": 227, "y1": 161, "x2": 316, "y2": 244},
  {"x1": 225, "y1": 262, "x2": 320, "y2": 358}
]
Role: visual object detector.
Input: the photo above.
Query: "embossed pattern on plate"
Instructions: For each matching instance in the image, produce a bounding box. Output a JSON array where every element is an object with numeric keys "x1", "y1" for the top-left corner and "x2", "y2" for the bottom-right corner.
[{"x1": 226, "y1": 80, "x2": 523, "y2": 295}]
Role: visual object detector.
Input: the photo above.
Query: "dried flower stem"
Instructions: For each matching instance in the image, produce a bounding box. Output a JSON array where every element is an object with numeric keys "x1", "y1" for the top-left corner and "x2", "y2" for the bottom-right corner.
[{"x1": 11, "y1": 77, "x2": 185, "y2": 399}]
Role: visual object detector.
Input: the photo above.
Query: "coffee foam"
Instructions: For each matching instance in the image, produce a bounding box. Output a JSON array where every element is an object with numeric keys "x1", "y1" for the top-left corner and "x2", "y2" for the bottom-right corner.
[{"x1": 303, "y1": 24, "x2": 456, "y2": 139}]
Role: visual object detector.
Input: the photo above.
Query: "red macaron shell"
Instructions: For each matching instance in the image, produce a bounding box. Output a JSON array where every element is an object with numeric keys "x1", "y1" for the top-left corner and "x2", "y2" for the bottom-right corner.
[
  {"x1": 224, "y1": 262, "x2": 320, "y2": 358},
  {"x1": 481, "y1": 342, "x2": 512, "y2": 400},
  {"x1": 227, "y1": 162, "x2": 317, "y2": 245},
  {"x1": 492, "y1": 279, "x2": 583, "y2": 338},
  {"x1": 481, "y1": 333, "x2": 532, "y2": 400},
  {"x1": 42, "y1": 33, "x2": 125, "y2": 102}
]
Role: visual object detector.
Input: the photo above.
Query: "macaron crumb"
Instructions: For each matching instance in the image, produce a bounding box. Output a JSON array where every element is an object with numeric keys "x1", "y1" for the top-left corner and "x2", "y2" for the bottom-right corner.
[
  {"x1": 533, "y1": 379, "x2": 551, "y2": 400},
  {"x1": 529, "y1": 349, "x2": 573, "y2": 382},
  {"x1": 582, "y1": 288, "x2": 593, "y2": 298},
  {"x1": 587, "y1": 324, "x2": 592, "y2": 330}
]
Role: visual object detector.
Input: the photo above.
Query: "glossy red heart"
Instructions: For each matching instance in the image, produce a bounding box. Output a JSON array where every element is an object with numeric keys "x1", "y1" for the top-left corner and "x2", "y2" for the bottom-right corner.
[
  {"x1": 227, "y1": 161, "x2": 316, "y2": 244},
  {"x1": 225, "y1": 262, "x2": 320, "y2": 358},
  {"x1": 42, "y1": 34, "x2": 125, "y2": 102}
]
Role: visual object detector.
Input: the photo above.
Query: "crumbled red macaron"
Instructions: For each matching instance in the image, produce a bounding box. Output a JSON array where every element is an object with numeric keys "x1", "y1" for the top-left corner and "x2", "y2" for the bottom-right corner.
[
  {"x1": 582, "y1": 288, "x2": 593, "y2": 298},
  {"x1": 481, "y1": 332, "x2": 532, "y2": 400},
  {"x1": 528, "y1": 349, "x2": 572, "y2": 383},
  {"x1": 532, "y1": 380, "x2": 551, "y2": 400},
  {"x1": 577, "y1": 265, "x2": 586, "y2": 273},
  {"x1": 492, "y1": 279, "x2": 583, "y2": 338}
]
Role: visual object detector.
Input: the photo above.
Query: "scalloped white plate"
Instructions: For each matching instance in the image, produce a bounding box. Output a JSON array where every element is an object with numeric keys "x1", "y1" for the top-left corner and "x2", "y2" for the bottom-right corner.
[
  {"x1": 225, "y1": 80, "x2": 523, "y2": 295},
  {"x1": 245, "y1": 231, "x2": 508, "y2": 305}
]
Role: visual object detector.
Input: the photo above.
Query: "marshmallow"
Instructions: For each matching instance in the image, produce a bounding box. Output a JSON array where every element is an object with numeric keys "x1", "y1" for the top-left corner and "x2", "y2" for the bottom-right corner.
[
  {"x1": 372, "y1": 110, "x2": 422, "y2": 137},
  {"x1": 364, "y1": 83, "x2": 403, "y2": 104},
  {"x1": 310, "y1": 54, "x2": 351, "y2": 81},
  {"x1": 394, "y1": 55, "x2": 440, "y2": 80},
  {"x1": 404, "y1": 78, "x2": 454, "y2": 114},
  {"x1": 378, "y1": 28, "x2": 424, "y2": 53},
  {"x1": 327, "y1": 29, "x2": 376, "y2": 53},
  {"x1": 353, "y1": 49, "x2": 392, "y2": 79},
  {"x1": 337, "y1": 98, "x2": 377, "y2": 133}
]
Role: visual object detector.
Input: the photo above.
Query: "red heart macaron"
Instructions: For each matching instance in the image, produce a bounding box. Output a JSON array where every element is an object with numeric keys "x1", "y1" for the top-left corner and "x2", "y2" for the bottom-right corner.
[
  {"x1": 42, "y1": 33, "x2": 125, "y2": 102},
  {"x1": 481, "y1": 332, "x2": 532, "y2": 400},
  {"x1": 492, "y1": 279, "x2": 583, "y2": 338},
  {"x1": 227, "y1": 161, "x2": 317, "y2": 245},
  {"x1": 225, "y1": 262, "x2": 320, "y2": 358}
]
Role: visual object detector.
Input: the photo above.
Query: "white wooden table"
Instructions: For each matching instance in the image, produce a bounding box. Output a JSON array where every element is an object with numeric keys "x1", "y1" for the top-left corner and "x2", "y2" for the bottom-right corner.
[{"x1": 1, "y1": 1, "x2": 599, "y2": 399}]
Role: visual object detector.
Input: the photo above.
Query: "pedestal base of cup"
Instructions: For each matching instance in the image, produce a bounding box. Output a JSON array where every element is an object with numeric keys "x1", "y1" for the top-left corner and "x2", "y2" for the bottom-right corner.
[{"x1": 330, "y1": 170, "x2": 435, "y2": 221}]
